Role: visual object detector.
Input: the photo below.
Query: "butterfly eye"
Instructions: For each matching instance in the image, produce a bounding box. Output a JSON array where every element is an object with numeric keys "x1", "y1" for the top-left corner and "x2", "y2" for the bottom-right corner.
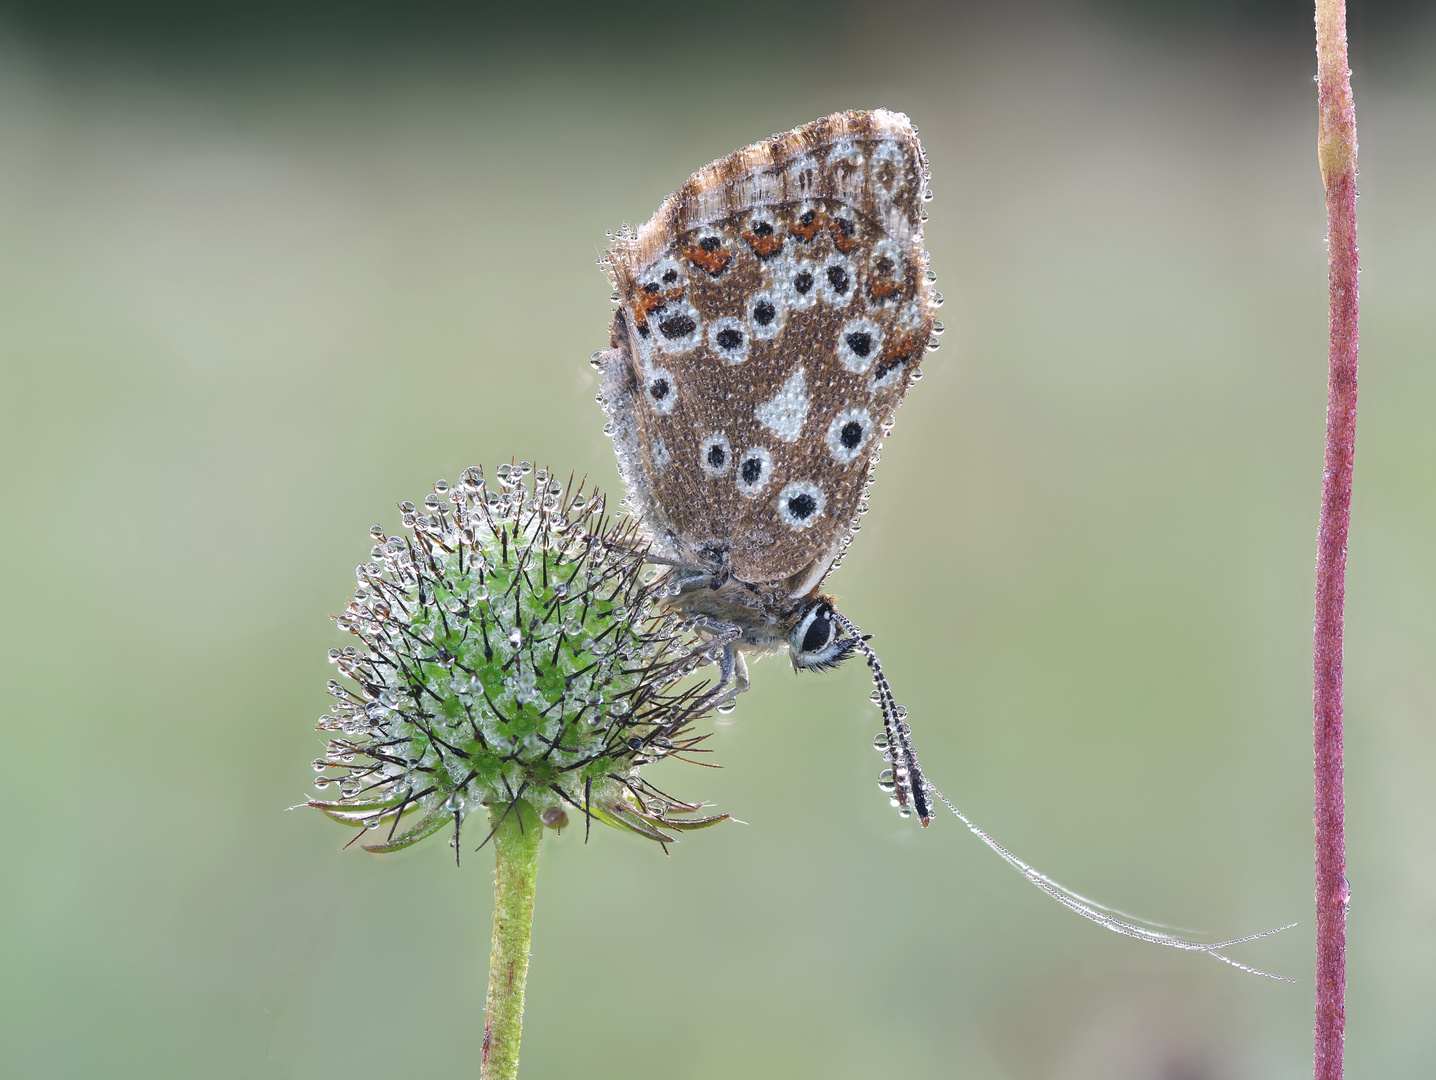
[
  {"x1": 800, "y1": 604, "x2": 833, "y2": 653},
  {"x1": 789, "y1": 600, "x2": 857, "y2": 671}
]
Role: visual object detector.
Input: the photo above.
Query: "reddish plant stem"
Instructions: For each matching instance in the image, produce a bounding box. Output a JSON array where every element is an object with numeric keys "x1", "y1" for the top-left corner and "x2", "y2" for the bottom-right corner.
[{"x1": 1313, "y1": 2, "x2": 1358, "y2": 1078}]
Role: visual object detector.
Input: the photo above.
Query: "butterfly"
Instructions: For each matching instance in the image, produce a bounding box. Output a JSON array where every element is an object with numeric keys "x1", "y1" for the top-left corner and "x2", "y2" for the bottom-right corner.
[
  {"x1": 584, "y1": 112, "x2": 1299, "y2": 977},
  {"x1": 591, "y1": 109, "x2": 940, "y2": 824}
]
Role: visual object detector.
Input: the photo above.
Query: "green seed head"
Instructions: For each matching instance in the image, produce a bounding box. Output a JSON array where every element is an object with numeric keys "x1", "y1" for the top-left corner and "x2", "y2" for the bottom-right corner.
[{"x1": 308, "y1": 463, "x2": 727, "y2": 855}]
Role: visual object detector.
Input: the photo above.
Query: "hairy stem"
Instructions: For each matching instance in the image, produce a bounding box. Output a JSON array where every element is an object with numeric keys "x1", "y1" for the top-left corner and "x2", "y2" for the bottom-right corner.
[
  {"x1": 482, "y1": 800, "x2": 543, "y2": 1080},
  {"x1": 1313, "y1": 1, "x2": 1358, "y2": 1078}
]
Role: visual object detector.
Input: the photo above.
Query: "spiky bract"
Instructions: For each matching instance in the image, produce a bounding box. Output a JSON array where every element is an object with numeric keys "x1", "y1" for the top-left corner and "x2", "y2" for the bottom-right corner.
[{"x1": 308, "y1": 463, "x2": 727, "y2": 854}]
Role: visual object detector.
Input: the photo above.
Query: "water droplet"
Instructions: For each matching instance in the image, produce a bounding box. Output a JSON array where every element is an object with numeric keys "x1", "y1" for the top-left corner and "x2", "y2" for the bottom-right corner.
[
  {"x1": 873, "y1": 733, "x2": 889, "y2": 752},
  {"x1": 716, "y1": 701, "x2": 737, "y2": 715},
  {"x1": 445, "y1": 792, "x2": 466, "y2": 813},
  {"x1": 877, "y1": 769, "x2": 896, "y2": 793},
  {"x1": 508, "y1": 628, "x2": 522, "y2": 647}
]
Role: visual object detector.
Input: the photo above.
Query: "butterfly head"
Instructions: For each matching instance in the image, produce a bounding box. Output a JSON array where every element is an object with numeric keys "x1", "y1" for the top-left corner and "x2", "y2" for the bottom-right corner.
[{"x1": 788, "y1": 596, "x2": 861, "y2": 672}]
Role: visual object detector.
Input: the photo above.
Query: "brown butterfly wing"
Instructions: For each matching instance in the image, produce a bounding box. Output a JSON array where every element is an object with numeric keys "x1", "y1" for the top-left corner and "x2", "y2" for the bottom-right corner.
[{"x1": 602, "y1": 109, "x2": 936, "y2": 591}]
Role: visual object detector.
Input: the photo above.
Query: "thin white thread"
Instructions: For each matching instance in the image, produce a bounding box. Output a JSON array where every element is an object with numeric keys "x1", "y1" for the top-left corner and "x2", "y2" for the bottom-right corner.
[{"x1": 926, "y1": 785, "x2": 1297, "y2": 981}]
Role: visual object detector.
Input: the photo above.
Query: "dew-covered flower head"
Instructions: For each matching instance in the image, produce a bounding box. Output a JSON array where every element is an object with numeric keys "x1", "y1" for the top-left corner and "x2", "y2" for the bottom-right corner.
[{"x1": 308, "y1": 463, "x2": 727, "y2": 855}]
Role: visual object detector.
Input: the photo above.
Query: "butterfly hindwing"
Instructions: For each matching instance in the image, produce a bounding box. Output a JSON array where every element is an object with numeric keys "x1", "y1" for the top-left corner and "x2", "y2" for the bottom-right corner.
[{"x1": 602, "y1": 110, "x2": 935, "y2": 589}]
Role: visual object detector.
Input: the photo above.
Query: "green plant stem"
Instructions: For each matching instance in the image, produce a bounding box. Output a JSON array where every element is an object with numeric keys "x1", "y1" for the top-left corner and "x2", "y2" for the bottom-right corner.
[{"x1": 482, "y1": 800, "x2": 542, "y2": 1080}]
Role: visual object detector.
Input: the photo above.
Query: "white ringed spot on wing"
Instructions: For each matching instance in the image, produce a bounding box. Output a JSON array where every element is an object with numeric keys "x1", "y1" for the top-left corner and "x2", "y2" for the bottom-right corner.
[
  {"x1": 735, "y1": 447, "x2": 773, "y2": 497},
  {"x1": 754, "y1": 367, "x2": 810, "y2": 443},
  {"x1": 817, "y1": 253, "x2": 857, "y2": 308},
  {"x1": 699, "y1": 432, "x2": 732, "y2": 477},
  {"x1": 645, "y1": 366, "x2": 678, "y2": 415},
  {"x1": 826, "y1": 407, "x2": 874, "y2": 464},
  {"x1": 708, "y1": 317, "x2": 750, "y2": 364},
  {"x1": 777, "y1": 480, "x2": 826, "y2": 529},
  {"x1": 653, "y1": 298, "x2": 702, "y2": 355},
  {"x1": 777, "y1": 256, "x2": 819, "y2": 311},
  {"x1": 747, "y1": 290, "x2": 785, "y2": 340},
  {"x1": 836, "y1": 316, "x2": 885, "y2": 374},
  {"x1": 637, "y1": 256, "x2": 688, "y2": 294}
]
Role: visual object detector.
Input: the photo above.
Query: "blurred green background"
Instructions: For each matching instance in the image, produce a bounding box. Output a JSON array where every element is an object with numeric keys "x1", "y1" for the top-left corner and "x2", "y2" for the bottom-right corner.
[{"x1": 2, "y1": 2, "x2": 1433, "y2": 1077}]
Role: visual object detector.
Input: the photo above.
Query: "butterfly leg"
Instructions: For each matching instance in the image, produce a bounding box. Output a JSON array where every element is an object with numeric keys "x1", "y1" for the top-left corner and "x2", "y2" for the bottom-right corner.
[{"x1": 686, "y1": 616, "x2": 748, "y2": 712}]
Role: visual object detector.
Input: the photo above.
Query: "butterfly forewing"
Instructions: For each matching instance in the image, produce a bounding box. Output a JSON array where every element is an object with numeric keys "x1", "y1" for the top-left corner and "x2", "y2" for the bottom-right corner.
[{"x1": 604, "y1": 109, "x2": 935, "y2": 590}]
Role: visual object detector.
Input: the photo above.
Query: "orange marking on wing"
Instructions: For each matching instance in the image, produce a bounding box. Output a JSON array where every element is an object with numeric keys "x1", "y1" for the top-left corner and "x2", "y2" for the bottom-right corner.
[
  {"x1": 790, "y1": 209, "x2": 823, "y2": 242},
  {"x1": 743, "y1": 229, "x2": 784, "y2": 258},
  {"x1": 829, "y1": 218, "x2": 860, "y2": 254},
  {"x1": 872, "y1": 336, "x2": 921, "y2": 383},
  {"x1": 683, "y1": 240, "x2": 731, "y2": 276},
  {"x1": 633, "y1": 286, "x2": 668, "y2": 332},
  {"x1": 868, "y1": 276, "x2": 902, "y2": 300}
]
